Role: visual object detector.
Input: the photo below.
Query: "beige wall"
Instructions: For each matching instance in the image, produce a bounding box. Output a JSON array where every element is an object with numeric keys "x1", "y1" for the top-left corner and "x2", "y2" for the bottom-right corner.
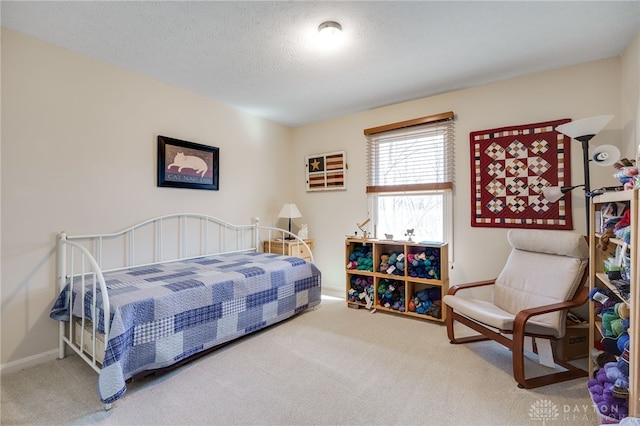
[
  {"x1": 1, "y1": 29, "x2": 294, "y2": 368},
  {"x1": 2, "y1": 26, "x2": 638, "y2": 370},
  {"x1": 621, "y1": 28, "x2": 640, "y2": 160},
  {"x1": 293, "y1": 39, "x2": 639, "y2": 298}
]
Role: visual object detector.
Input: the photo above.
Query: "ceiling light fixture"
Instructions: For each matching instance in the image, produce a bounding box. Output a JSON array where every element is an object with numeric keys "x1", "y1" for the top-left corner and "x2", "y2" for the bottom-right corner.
[{"x1": 318, "y1": 21, "x2": 342, "y2": 36}]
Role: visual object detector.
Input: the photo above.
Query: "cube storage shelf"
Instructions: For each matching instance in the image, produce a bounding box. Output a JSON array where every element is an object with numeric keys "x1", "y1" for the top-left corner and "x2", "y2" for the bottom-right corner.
[{"x1": 345, "y1": 238, "x2": 449, "y2": 322}]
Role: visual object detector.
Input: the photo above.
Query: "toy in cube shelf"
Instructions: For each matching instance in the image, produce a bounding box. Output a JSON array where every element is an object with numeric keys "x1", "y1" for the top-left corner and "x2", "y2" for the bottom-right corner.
[
  {"x1": 379, "y1": 251, "x2": 405, "y2": 276},
  {"x1": 377, "y1": 279, "x2": 405, "y2": 311},
  {"x1": 407, "y1": 247, "x2": 441, "y2": 280},
  {"x1": 347, "y1": 244, "x2": 373, "y2": 272},
  {"x1": 409, "y1": 287, "x2": 442, "y2": 318},
  {"x1": 348, "y1": 276, "x2": 374, "y2": 305},
  {"x1": 404, "y1": 228, "x2": 415, "y2": 242}
]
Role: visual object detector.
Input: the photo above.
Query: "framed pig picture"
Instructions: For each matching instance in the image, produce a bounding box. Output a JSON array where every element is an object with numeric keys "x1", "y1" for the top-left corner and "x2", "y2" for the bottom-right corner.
[{"x1": 157, "y1": 135, "x2": 219, "y2": 190}]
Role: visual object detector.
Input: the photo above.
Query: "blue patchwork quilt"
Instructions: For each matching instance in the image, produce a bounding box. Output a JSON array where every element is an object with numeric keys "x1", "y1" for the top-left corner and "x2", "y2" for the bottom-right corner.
[{"x1": 50, "y1": 251, "x2": 321, "y2": 404}]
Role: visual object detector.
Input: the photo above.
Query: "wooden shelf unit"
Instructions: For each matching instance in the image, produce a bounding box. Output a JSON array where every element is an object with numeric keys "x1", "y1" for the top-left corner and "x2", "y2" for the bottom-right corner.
[
  {"x1": 589, "y1": 189, "x2": 639, "y2": 416},
  {"x1": 345, "y1": 238, "x2": 449, "y2": 322}
]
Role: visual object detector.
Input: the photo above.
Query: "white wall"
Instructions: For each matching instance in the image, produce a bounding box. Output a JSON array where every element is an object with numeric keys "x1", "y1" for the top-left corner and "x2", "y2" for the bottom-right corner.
[
  {"x1": 292, "y1": 56, "x2": 632, "y2": 298},
  {"x1": 1, "y1": 29, "x2": 294, "y2": 367}
]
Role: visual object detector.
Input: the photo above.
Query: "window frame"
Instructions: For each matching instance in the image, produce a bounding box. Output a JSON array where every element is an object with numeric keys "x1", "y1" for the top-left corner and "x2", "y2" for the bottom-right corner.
[{"x1": 364, "y1": 112, "x2": 455, "y2": 259}]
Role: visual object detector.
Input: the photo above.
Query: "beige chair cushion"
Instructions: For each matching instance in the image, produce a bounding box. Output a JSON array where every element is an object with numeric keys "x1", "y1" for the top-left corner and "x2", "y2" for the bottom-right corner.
[
  {"x1": 444, "y1": 229, "x2": 588, "y2": 338},
  {"x1": 443, "y1": 296, "x2": 561, "y2": 336},
  {"x1": 506, "y1": 229, "x2": 589, "y2": 259}
]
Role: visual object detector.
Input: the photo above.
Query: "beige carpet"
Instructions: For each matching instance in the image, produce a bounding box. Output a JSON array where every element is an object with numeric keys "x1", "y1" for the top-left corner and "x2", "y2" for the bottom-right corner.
[{"x1": 1, "y1": 296, "x2": 601, "y2": 425}]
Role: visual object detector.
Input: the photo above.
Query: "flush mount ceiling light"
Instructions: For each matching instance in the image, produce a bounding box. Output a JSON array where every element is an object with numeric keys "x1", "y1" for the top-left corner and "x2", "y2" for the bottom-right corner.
[{"x1": 318, "y1": 21, "x2": 342, "y2": 36}]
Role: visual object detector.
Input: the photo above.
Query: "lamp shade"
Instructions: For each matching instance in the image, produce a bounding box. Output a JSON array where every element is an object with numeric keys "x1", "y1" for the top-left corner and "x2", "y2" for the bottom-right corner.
[
  {"x1": 542, "y1": 186, "x2": 566, "y2": 203},
  {"x1": 591, "y1": 144, "x2": 621, "y2": 167},
  {"x1": 555, "y1": 115, "x2": 614, "y2": 140},
  {"x1": 542, "y1": 185, "x2": 585, "y2": 203},
  {"x1": 278, "y1": 203, "x2": 302, "y2": 219}
]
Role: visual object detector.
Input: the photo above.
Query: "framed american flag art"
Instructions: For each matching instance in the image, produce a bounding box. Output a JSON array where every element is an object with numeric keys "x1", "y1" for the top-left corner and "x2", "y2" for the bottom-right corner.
[{"x1": 305, "y1": 151, "x2": 347, "y2": 191}]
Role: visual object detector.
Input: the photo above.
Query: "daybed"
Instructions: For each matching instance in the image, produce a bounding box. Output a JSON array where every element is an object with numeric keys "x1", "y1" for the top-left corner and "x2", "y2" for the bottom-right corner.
[{"x1": 50, "y1": 214, "x2": 321, "y2": 409}]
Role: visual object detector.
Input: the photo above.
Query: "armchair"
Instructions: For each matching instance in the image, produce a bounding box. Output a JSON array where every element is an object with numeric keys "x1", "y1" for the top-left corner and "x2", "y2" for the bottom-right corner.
[{"x1": 443, "y1": 229, "x2": 590, "y2": 388}]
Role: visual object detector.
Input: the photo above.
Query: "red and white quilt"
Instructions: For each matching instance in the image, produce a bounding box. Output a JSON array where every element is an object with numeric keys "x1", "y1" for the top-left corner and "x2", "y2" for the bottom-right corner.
[{"x1": 470, "y1": 119, "x2": 574, "y2": 230}]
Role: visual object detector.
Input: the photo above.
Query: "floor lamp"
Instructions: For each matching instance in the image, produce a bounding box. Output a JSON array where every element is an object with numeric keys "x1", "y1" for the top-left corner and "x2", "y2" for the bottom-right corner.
[{"x1": 542, "y1": 115, "x2": 617, "y2": 235}]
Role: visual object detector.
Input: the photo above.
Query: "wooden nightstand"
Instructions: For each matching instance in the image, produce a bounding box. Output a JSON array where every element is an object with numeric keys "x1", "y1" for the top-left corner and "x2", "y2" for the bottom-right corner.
[{"x1": 263, "y1": 239, "x2": 314, "y2": 261}]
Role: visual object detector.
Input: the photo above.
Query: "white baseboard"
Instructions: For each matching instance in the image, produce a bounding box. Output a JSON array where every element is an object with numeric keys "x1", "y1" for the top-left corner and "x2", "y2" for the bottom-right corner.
[{"x1": 0, "y1": 349, "x2": 59, "y2": 376}]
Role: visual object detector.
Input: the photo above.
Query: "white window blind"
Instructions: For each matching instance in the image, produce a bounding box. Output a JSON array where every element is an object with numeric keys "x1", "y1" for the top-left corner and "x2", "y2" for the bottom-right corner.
[{"x1": 365, "y1": 112, "x2": 455, "y2": 193}]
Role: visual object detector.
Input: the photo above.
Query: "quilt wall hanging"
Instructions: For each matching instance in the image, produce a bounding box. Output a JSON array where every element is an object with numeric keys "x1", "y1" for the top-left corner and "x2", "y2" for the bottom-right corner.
[
  {"x1": 470, "y1": 118, "x2": 573, "y2": 230},
  {"x1": 306, "y1": 151, "x2": 346, "y2": 191}
]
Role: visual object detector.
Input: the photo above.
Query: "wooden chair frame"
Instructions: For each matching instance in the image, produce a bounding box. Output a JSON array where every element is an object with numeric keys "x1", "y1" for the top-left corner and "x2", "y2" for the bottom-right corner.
[{"x1": 445, "y1": 269, "x2": 589, "y2": 389}]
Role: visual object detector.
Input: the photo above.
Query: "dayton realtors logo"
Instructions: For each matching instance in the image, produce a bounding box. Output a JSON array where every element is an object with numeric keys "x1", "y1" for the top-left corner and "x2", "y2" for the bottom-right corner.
[
  {"x1": 529, "y1": 399, "x2": 617, "y2": 424},
  {"x1": 529, "y1": 399, "x2": 559, "y2": 425}
]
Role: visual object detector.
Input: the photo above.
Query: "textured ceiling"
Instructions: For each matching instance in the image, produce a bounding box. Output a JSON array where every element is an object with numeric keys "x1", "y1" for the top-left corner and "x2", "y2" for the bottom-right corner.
[{"x1": 2, "y1": 1, "x2": 639, "y2": 127}]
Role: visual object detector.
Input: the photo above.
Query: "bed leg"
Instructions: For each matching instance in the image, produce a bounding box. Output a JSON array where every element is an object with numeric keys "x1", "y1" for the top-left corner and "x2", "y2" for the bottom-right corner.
[
  {"x1": 104, "y1": 403, "x2": 112, "y2": 411},
  {"x1": 58, "y1": 322, "x2": 66, "y2": 359}
]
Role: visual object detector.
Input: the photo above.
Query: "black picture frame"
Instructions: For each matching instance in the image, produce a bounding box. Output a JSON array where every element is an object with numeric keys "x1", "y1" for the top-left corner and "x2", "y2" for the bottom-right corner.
[{"x1": 157, "y1": 135, "x2": 219, "y2": 190}]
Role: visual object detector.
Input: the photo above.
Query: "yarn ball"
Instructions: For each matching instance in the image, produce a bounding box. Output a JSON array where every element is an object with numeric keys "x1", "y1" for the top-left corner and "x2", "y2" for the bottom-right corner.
[
  {"x1": 617, "y1": 334, "x2": 630, "y2": 353},
  {"x1": 597, "y1": 402, "x2": 611, "y2": 416},
  {"x1": 596, "y1": 367, "x2": 611, "y2": 385},
  {"x1": 618, "y1": 303, "x2": 630, "y2": 319},
  {"x1": 618, "y1": 361, "x2": 629, "y2": 377},
  {"x1": 618, "y1": 350, "x2": 630, "y2": 376},
  {"x1": 603, "y1": 385, "x2": 626, "y2": 404},
  {"x1": 602, "y1": 336, "x2": 623, "y2": 356},
  {"x1": 611, "y1": 319, "x2": 624, "y2": 337},
  {"x1": 602, "y1": 311, "x2": 620, "y2": 337},
  {"x1": 590, "y1": 384, "x2": 604, "y2": 396},
  {"x1": 614, "y1": 377, "x2": 629, "y2": 390}
]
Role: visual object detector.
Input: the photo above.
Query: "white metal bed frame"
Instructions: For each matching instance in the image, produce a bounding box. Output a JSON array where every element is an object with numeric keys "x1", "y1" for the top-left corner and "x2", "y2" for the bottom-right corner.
[{"x1": 55, "y1": 213, "x2": 313, "y2": 409}]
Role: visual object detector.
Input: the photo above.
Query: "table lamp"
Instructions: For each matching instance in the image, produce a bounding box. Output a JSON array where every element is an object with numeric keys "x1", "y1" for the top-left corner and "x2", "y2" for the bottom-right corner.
[{"x1": 278, "y1": 203, "x2": 302, "y2": 239}]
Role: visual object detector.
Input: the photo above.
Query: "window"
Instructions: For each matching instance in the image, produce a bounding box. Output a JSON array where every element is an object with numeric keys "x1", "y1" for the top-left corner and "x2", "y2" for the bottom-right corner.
[{"x1": 365, "y1": 112, "x2": 455, "y2": 248}]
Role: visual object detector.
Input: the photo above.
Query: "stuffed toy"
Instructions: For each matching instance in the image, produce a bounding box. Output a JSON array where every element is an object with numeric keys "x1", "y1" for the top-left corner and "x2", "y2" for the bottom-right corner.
[
  {"x1": 597, "y1": 228, "x2": 616, "y2": 251},
  {"x1": 379, "y1": 254, "x2": 390, "y2": 272}
]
